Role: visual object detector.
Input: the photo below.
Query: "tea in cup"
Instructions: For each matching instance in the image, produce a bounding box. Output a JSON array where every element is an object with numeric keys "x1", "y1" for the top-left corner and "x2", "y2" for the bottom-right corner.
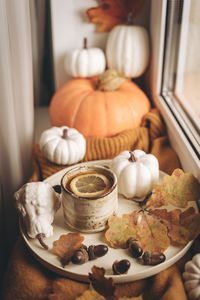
[{"x1": 61, "y1": 165, "x2": 118, "y2": 232}]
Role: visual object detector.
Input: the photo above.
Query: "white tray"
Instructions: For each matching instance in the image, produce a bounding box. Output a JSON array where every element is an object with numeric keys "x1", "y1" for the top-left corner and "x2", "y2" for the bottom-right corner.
[{"x1": 20, "y1": 160, "x2": 196, "y2": 283}]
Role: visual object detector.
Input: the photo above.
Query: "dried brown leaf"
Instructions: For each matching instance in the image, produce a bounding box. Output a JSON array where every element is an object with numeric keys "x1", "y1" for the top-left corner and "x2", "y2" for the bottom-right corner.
[
  {"x1": 86, "y1": 0, "x2": 145, "y2": 32},
  {"x1": 127, "y1": 211, "x2": 170, "y2": 252},
  {"x1": 105, "y1": 215, "x2": 137, "y2": 248},
  {"x1": 53, "y1": 233, "x2": 84, "y2": 266},
  {"x1": 146, "y1": 168, "x2": 200, "y2": 208},
  {"x1": 148, "y1": 207, "x2": 200, "y2": 245},
  {"x1": 89, "y1": 266, "x2": 116, "y2": 299}
]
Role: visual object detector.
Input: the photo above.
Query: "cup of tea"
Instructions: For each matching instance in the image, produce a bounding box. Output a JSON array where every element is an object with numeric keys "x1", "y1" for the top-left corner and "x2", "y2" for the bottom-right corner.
[{"x1": 61, "y1": 164, "x2": 118, "y2": 233}]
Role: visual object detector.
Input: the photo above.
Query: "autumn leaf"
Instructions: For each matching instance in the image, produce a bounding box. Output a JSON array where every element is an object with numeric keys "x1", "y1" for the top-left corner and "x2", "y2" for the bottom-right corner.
[
  {"x1": 180, "y1": 210, "x2": 200, "y2": 242},
  {"x1": 76, "y1": 288, "x2": 105, "y2": 300},
  {"x1": 148, "y1": 207, "x2": 200, "y2": 245},
  {"x1": 76, "y1": 289, "x2": 143, "y2": 300},
  {"x1": 148, "y1": 208, "x2": 186, "y2": 245},
  {"x1": 53, "y1": 233, "x2": 84, "y2": 266},
  {"x1": 147, "y1": 168, "x2": 200, "y2": 208},
  {"x1": 105, "y1": 211, "x2": 170, "y2": 253},
  {"x1": 89, "y1": 266, "x2": 116, "y2": 299},
  {"x1": 145, "y1": 185, "x2": 167, "y2": 208},
  {"x1": 105, "y1": 215, "x2": 137, "y2": 248},
  {"x1": 127, "y1": 211, "x2": 170, "y2": 253},
  {"x1": 86, "y1": 266, "x2": 143, "y2": 299},
  {"x1": 86, "y1": 0, "x2": 145, "y2": 32}
]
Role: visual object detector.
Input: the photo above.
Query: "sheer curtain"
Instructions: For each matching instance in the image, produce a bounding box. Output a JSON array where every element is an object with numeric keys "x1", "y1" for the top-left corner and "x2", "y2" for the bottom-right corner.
[{"x1": 0, "y1": 0, "x2": 34, "y2": 280}]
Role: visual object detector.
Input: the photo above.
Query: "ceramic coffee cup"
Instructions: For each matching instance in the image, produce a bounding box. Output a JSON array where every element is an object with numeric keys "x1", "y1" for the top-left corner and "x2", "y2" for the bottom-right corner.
[{"x1": 61, "y1": 164, "x2": 118, "y2": 233}]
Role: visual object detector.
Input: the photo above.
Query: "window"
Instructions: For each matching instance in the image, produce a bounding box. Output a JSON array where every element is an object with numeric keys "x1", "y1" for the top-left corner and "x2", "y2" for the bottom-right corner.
[{"x1": 150, "y1": 0, "x2": 200, "y2": 178}]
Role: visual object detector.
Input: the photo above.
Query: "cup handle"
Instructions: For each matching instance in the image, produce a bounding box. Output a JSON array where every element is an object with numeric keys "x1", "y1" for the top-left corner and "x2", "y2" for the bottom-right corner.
[{"x1": 52, "y1": 185, "x2": 61, "y2": 194}]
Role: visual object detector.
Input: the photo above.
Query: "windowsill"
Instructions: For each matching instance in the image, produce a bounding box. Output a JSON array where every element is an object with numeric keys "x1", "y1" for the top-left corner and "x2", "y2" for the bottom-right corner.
[{"x1": 34, "y1": 106, "x2": 51, "y2": 143}]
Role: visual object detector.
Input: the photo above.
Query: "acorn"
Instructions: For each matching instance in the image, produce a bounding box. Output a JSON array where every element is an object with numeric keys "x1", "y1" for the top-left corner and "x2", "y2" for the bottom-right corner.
[
  {"x1": 127, "y1": 237, "x2": 143, "y2": 258},
  {"x1": 112, "y1": 259, "x2": 131, "y2": 275},
  {"x1": 142, "y1": 251, "x2": 166, "y2": 265},
  {"x1": 71, "y1": 246, "x2": 89, "y2": 265},
  {"x1": 88, "y1": 244, "x2": 108, "y2": 260}
]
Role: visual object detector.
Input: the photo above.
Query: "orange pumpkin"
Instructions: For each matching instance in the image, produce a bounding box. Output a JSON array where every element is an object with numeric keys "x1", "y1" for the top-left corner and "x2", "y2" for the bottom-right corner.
[{"x1": 49, "y1": 71, "x2": 151, "y2": 138}]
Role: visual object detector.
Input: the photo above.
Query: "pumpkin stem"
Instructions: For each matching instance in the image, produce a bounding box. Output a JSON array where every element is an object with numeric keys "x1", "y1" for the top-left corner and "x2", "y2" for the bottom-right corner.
[
  {"x1": 128, "y1": 151, "x2": 136, "y2": 162},
  {"x1": 83, "y1": 37, "x2": 87, "y2": 49},
  {"x1": 96, "y1": 69, "x2": 126, "y2": 91},
  {"x1": 62, "y1": 128, "x2": 68, "y2": 139},
  {"x1": 127, "y1": 12, "x2": 134, "y2": 25}
]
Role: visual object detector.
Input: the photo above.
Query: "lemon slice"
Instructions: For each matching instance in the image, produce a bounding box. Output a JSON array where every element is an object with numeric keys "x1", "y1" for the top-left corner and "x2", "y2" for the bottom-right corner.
[{"x1": 70, "y1": 172, "x2": 111, "y2": 198}]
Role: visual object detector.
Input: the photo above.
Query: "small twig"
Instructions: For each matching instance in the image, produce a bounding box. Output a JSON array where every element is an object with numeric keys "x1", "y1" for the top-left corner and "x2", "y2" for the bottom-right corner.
[{"x1": 36, "y1": 233, "x2": 48, "y2": 250}]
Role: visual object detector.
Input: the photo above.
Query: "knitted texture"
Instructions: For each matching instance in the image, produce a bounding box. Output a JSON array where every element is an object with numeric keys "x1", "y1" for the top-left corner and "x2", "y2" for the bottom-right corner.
[{"x1": 30, "y1": 108, "x2": 179, "y2": 181}]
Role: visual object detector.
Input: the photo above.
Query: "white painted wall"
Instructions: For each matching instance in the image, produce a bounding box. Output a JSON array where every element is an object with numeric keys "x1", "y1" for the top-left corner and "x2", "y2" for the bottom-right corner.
[{"x1": 50, "y1": 0, "x2": 150, "y2": 90}]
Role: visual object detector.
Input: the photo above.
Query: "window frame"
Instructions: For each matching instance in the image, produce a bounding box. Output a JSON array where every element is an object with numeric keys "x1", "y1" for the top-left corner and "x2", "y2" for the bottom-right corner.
[
  {"x1": 149, "y1": 0, "x2": 200, "y2": 179},
  {"x1": 174, "y1": 0, "x2": 200, "y2": 133}
]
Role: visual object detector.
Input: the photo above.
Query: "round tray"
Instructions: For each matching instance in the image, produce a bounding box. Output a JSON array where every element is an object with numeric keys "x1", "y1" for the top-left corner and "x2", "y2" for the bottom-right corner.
[{"x1": 20, "y1": 160, "x2": 196, "y2": 283}]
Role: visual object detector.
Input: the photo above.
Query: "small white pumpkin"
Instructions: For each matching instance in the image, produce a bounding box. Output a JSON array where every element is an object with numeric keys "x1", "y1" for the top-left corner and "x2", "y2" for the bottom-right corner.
[
  {"x1": 183, "y1": 254, "x2": 200, "y2": 300},
  {"x1": 14, "y1": 182, "x2": 60, "y2": 248},
  {"x1": 110, "y1": 150, "x2": 159, "y2": 200},
  {"x1": 39, "y1": 126, "x2": 86, "y2": 165},
  {"x1": 106, "y1": 15, "x2": 149, "y2": 78},
  {"x1": 64, "y1": 37, "x2": 106, "y2": 78}
]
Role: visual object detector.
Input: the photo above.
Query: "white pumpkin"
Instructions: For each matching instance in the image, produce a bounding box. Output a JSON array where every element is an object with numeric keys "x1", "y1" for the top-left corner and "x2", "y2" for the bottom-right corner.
[
  {"x1": 14, "y1": 182, "x2": 60, "y2": 239},
  {"x1": 64, "y1": 37, "x2": 106, "y2": 78},
  {"x1": 183, "y1": 254, "x2": 200, "y2": 300},
  {"x1": 39, "y1": 126, "x2": 86, "y2": 165},
  {"x1": 106, "y1": 23, "x2": 149, "y2": 78},
  {"x1": 110, "y1": 150, "x2": 159, "y2": 200}
]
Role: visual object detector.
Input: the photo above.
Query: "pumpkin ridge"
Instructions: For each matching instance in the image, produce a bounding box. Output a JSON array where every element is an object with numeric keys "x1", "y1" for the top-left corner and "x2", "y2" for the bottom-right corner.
[
  {"x1": 104, "y1": 91, "x2": 109, "y2": 138},
  {"x1": 123, "y1": 92, "x2": 138, "y2": 128},
  {"x1": 71, "y1": 91, "x2": 92, "y2": 127},
  {"x1": 42, "y1": 139, "x2": 59, "y2": 161},
  {"x1": 62, "y1": 90, "x2": 90, "y2": 126},
  {"x1": 117, "y1": 27, "x2": 125, "y2": 73},
  {"x1": 121, "y1": 88, "x2": 150, "y2": 125},
  {"x1": 54, "y1": 139, "x2": 65, "y2": 164},
  {"x1": 122, "y1": 26, "x2": 130, "y2": 75},
  {"x1": 49, "y1": 84, "x2": 92, "y2": 127},
  {"x1": 73, "y1": 51, "x2": 79, "y2": 77},
  {"x1": 121, "y1": 26, "x2": 130, "y2": 74},
  {"x1": 65, "y1": 140, "x2": 75, "y2": 165}
]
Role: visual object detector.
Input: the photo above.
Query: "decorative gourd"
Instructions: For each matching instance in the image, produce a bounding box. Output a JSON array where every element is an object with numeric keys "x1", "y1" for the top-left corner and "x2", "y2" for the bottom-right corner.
[
  {"x1": 49, "y1": 70, "x2": 151, "y2": 138},
  {"x1": 64, "y1": 37, "x2": 106, "y2": 78},
  {"x1": 14, "y1": 182, "x2": 60, "y2": 248},
  {"x1": 106, "y1": 14, "x2": 149, "y2": 78},
  {"x1": 39, "y1": 126, "x2": 86, "y2": 165},
  {"x1": 110, "y1": 150, "x2": 159, "y2": 200},
  {"x1": 183, "y1": 254, "x2": 200, "y2": 300}
]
